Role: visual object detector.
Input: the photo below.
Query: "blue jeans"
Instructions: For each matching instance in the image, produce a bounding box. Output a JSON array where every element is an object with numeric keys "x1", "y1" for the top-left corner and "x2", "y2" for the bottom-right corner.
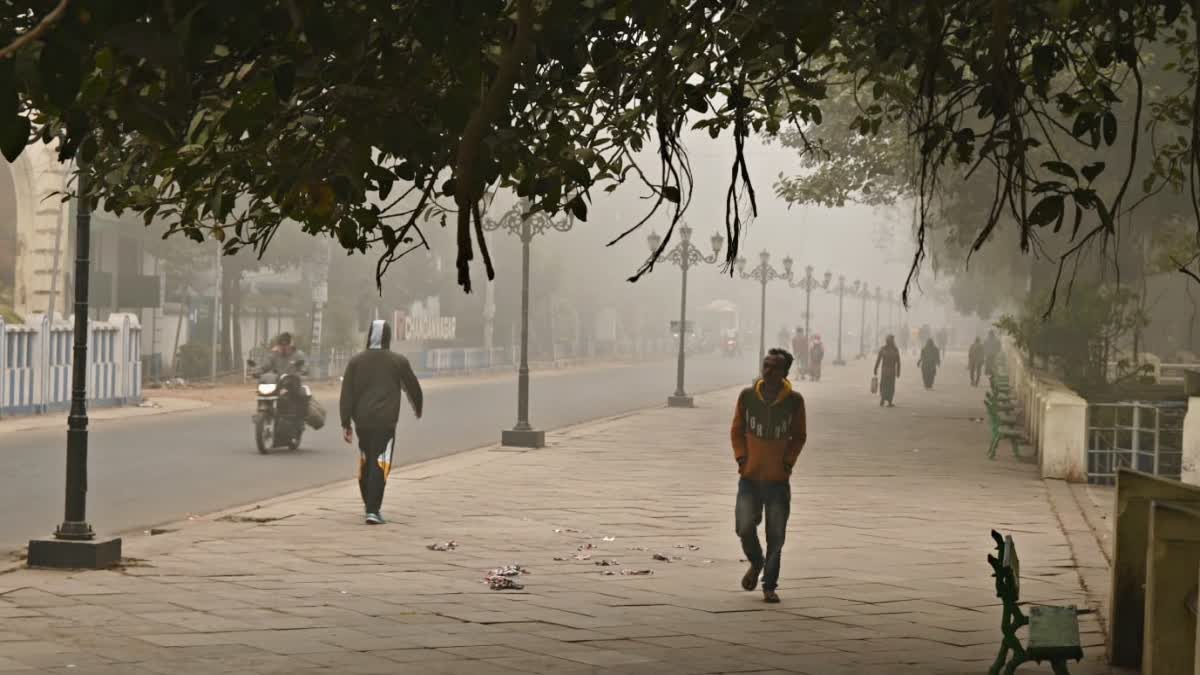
[{"x1": 735, "y1": 479, "x2": 791, "y2": 591}]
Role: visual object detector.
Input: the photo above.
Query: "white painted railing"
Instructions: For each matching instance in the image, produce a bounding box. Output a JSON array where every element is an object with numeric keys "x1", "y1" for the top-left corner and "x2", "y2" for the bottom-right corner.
[{"x1": 0, "y1": 313, "x2": 142, "y2": 416}]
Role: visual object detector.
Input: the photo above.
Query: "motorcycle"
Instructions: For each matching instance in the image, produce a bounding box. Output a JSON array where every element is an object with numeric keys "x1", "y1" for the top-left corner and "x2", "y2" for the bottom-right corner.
[
  {"x1": 722, "y1": 335, "x2": 741, "y2": 358},
  {"x1": 246, "y1": 358, "x2": 310, "y2": 454}
]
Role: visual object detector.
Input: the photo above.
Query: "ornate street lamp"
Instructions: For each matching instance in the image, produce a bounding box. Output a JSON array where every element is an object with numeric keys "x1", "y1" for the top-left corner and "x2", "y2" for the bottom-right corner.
[
  {"x1": 483, "y1": 200, "x2": 573, "y2": 448},
  {"x1": 27, "y1": 168, "x2": 121, "y2": 569},
  {"x1": 736, "y1": 250, "x2": 794, "y2": 369},
  {"x1": 789, "y1": 265, "x2": 831, "y2": 341},
  {"x1": 647, "y1": 224, "x2": 724, "y2": 407},
  {"x1": 830, "y1": 276, "x2": 860, "y2": 366}
]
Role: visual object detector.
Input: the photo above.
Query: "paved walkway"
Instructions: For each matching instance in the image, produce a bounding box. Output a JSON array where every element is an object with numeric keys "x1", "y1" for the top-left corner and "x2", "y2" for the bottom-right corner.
[{"x1": 0, "y1": 355, "x2": 1120, "y2": 674}]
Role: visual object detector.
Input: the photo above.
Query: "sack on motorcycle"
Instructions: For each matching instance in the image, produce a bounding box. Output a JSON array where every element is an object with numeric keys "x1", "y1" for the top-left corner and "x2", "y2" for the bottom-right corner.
[{"x1": 305, "y1": 398, "x2": 327, "y2": 430}]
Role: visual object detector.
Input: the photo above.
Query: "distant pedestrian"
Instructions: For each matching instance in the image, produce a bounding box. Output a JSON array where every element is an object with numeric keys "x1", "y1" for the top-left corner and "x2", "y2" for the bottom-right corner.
[
  {"x1": 968, "y1": 337, "x2": 984, "y2": 386},
  {"x1": 339, "y1": 320, "x2": 424, "y2": 525},
  {"x1": 793, "y1": 328, "x2": 809, "y2": 380},
  {"x1": 808, "y1": 335, "x2": 825, "y2": 382},
  {"x1": 984, "y1": 329, "x2": 1002, "y2": 376},
  {"x1": 918, "y1": 338, "x2": 941, "y2": 389},
  {"x1": 874, "y1": 335, "x2": 902, "y2": 407},
  {"x1": 731, "y1": 348, "x2": 806, "y2": 604}
]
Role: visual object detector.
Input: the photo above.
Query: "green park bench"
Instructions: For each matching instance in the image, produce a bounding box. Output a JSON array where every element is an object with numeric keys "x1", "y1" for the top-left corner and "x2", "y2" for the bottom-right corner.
[
  {"x1": 985, "y1": 394, "x2": 1023, "y2": 459},
  {"x1": 988, "y1": 530, "x2": 1084, "y2": 675}
]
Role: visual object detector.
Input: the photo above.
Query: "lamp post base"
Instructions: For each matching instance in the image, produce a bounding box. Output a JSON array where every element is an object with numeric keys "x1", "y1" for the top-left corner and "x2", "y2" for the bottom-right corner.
[
  {"x1": 833, "y1": 359, "x2": 846, "y2": 366},
  {"x1": 501, "y1": 428, "x2": 545, "y2": 449},
  {"x1": 667, "y1": 395, "x2": 694, "y2": 408},
  {"x1": 27, "y1": 536, "x2": 121, "y2": 570}
]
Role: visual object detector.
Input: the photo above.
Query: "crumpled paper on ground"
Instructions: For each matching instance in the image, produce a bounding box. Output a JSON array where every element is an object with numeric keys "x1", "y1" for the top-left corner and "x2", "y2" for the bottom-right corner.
[
  {"x1": 426, "y1": 540, "x2": 458, "y2": 551},
  {"x1": 484, "y1": 564, "x2": 528, "y2": 590}
]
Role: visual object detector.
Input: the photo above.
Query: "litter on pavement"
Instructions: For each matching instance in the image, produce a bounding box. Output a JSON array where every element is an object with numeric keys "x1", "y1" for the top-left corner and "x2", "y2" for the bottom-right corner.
[
  {"x1": 484, "y1": 564, "x2": 528, "y2": 590},
  {"x1": 426, "y1": 540, "x2": 458, "y2": 551},
  {"x1": 620, "y1": 569, "x2": 654, "y2": 576}
]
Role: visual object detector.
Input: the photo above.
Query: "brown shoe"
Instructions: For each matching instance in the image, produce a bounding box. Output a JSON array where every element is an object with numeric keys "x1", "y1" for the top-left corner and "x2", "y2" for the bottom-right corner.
[
  {"x1": 763, "y1": 590, "x2": 780, "y2": 603},
  {"x1": 741, "y1": 564, "x2": 761, "y2": 591}
]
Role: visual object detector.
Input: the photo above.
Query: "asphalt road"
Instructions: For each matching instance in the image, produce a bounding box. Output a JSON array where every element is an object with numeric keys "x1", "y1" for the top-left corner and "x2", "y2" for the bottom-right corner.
[{"x1": 0, "y1": 353, "x2": 755, "y2": 554}]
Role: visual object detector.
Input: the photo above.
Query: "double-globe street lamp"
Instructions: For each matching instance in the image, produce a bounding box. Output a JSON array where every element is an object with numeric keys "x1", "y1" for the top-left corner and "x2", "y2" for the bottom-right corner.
[
  {"x1": 829, "y1": 276, "x2": 861, "y2": 366},
  {"x1": 789, "y1": 265, "x2": 831, "y2": 343},
  {"x1": 736, "y1": 251, "x2": 794, "y2": 369},
  {"x1": 483, "y1": 201, "x2": 573, "y2": 449},
  {"x1": 647, "y1": 225, "x2": 724, "y2": 408}
]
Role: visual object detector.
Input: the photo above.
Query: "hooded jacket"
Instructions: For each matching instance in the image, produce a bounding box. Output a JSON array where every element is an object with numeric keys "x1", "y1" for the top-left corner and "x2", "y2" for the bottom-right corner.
[
  {"x1": 339, "y1": 320, "x2": 424, "y2": 431},
  {"x1": 731, "y1": 379, "x2": 806, "y2": 482}
]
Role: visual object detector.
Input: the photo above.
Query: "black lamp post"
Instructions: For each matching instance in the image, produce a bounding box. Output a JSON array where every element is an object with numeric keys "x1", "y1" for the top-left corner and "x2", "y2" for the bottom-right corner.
[
  {"x1": 648, "y1": 224, "x2": 724, "y2": 408},
  {"x1": 736, "y1": 251, "x2": 794, "y2": 369},
  {"x1": 887, "y1": 290, "x2": 897, "y2": 338},
  {"x1": 874, "y1": 286, "x2": 883, "y2": 348},
  {"x1": 830, "y1": 276, "x2": 861, "y2": 366},
  {"x1": 27, "y1": 169, "x2": 122, "y2": 569},
  {"x1": 789, "y1": 265, "x2": 831, "y2": 341},
  {"x1": 483, "y1": 201, "x2": 573, "y2": 449},
  {"x1": 856, "y1": 281, "x2": 870, "y2": 359}
]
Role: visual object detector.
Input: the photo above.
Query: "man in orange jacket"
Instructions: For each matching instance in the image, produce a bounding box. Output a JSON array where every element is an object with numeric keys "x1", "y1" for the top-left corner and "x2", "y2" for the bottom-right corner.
[{"x1": 731, "y1": 347, "x2": 807, "y2": 603}]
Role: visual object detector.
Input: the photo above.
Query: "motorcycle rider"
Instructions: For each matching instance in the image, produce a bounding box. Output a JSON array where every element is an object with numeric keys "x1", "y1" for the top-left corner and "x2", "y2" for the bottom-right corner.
[
  {"x1": 257, "y1": 332, "x2": 308, "y2": 377},
  {"x1": 254, "y1": 332, "x2": 311, "y2": 412},
  {"x1": 340, "y1": 320, "x2": 424, "y2": 525}
]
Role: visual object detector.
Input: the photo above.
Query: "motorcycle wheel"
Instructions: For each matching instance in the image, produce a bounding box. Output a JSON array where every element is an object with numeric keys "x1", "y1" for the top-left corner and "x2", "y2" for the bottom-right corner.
[{"x1": 255, "y1": 416, "x2": 274, "y2": 454}]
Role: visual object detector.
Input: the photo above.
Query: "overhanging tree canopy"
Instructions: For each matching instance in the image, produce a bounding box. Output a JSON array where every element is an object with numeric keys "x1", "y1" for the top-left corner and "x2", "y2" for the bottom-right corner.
[{"x1": 1, "y1": 0, "x2": 1195, "y2": 301}]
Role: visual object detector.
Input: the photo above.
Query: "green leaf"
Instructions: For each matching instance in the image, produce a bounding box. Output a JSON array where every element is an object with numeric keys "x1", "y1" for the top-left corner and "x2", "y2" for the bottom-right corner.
[
  {"x1": 1081, "y1": 162, "x2": 1105, "y2": 183},
  {"x1": 273, "y1": 62, "x2": 296, "y2": 100},
  {"x1": 1028, "y1": 194, "x2": 1064, "y2": 228},
  {"x1": 1101, "y1": 112, "x2": 1117, "y2": 146},
  {"x1": 568, "y1": 195, "x2": 588, "y2": 221},
  {"x1": 0, "y1": 115, "x2": 29, "y2": 163},
  {"x1": 1042, "y1": 161, "x2": 1077, "y2": 180}
]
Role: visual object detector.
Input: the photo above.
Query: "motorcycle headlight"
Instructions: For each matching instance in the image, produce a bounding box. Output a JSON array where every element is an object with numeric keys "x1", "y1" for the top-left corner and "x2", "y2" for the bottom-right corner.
[{"x1": 257, "y1": 383, "x2": 277, "y2": 395}]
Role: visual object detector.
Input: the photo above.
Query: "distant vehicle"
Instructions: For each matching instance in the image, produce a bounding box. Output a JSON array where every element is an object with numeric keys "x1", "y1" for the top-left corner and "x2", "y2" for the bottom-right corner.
[
  {"x1": 246, "y1": 358, "x2": 310, "y2": 454},
  {"x1": 721, "y1": 330, "x2": 742, "y2": 358}
]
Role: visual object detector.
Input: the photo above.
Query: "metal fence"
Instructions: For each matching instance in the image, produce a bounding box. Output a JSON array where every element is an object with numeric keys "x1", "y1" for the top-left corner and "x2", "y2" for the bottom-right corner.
[{"x1": 1086, "y1": 401, "x2": 1186, "y2": 485}]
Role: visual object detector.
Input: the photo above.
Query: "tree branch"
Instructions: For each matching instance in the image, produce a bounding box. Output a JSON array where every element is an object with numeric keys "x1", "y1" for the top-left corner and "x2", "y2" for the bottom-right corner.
[
  {"x1": 0, "y1": 0, "x2": 71, "y2": 60},
  {"x1": 452, "y1": 0, "x2": 533, "y2": 292}
]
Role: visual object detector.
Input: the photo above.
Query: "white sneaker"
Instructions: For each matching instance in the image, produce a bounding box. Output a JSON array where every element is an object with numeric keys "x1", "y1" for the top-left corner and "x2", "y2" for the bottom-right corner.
[{"x1": 365, "y1": 513, "x2": 384, "y2": 525}]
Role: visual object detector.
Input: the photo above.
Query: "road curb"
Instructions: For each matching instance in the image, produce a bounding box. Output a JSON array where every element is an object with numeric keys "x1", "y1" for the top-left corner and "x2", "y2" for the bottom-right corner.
[{"x1": 0, "y1": 397, "x2": 213, "y2": 435}]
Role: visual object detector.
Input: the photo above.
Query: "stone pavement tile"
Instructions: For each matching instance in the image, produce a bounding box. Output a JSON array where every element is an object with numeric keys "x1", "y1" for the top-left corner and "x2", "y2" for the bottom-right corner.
[
  {"x1": 0, "y1": 656, "x2": 32, "y2": 672},
  {"x1": 293, "y1": 650, "x2": 409, "y2": 673}
]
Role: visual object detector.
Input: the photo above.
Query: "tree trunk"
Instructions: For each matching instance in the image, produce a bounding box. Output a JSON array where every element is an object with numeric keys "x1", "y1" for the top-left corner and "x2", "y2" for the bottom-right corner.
[{"x1": 232, "y1": 291, "x2": 243, "y2": 370}]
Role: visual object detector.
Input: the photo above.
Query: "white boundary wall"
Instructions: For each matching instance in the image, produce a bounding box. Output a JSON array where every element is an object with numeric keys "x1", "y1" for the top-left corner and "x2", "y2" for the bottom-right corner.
[
  {"x1": 0, "y1": 313, "x2": 142, "y2": 416},
  {"x1": 1004, "y1": 341, "x2": 1089, "y2": 481}
]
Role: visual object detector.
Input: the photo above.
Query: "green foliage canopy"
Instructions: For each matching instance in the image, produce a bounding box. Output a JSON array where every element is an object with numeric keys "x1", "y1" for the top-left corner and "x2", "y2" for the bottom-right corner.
[{"x1": 0, "y1": 0, "x2": 1195, "y2": 299}]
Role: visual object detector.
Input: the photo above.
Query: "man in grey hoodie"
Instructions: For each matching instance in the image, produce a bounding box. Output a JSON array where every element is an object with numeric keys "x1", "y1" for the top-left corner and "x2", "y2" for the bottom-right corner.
[{"x1": 339, "y1": 320, "x2": 424, "y2": 524}]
